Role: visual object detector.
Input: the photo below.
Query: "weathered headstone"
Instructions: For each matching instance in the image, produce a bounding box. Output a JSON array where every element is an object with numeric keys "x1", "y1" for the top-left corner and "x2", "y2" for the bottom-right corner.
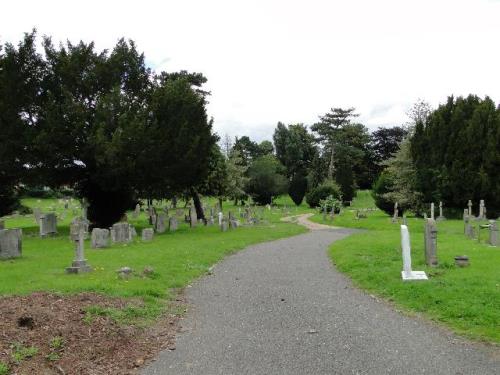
[
  {"x1": 189, "y1": 207, "x2": 197, "y2": 227},
  {"x1": 155, "y1": 213, "x2": 168, "y2": 233},
  {"x1": 229, "y1": 218, "x2": 239, "y2": 229},
  {"x1": 91, "y1": 228, "x2": 110, "y2": 249},
  {"x1": 66, "y1": 224, "x2": 92, "y2": 274},
  {"x1": 110, "y1": 222, "x2": 132, "y2": 243},
  {"x1": 424, "y1": 218, "x2": 438, "y2": 267},
  {"x1": 437, "y1": 201, "x2": 446, "y2": 221},
  {"x1": 400, "y1": 225, "x2": 427, "y2": 281},
  {"x1": 142, "y1": 228, "x2": 154, "y2": 241},
  {"x1": 468, "y1": 200, "x2": 473, "y2": 217},
  {"x1": 132, "y1": 204, "x2": 140, "y2": 219},
  {"x1": 207, "y1": 216, "x2": 214, "y2": 226},
  {"x1": 70, "y1": 217, "x2": 89, "y2": 240},
  {"x1": 430, "y1": 202, "x2": 435, "y2": 220},
  {"x1": 220, "y1": 219, "x2": 228, "y2": 232},
  {"x1": 218, "y1": 212, "x2": 223, "y2": 226},
  {"x1": 464, "y1": 214, "x2": 475, "y2": 238},
  {"x1": 0, "y1": 229, "x2": 22, "y2": 259},
  {"x1": 392, "y1": 202, "x2": 399, "y2": 223},
  {"x1": 479, "y1": 200, "x2": 486, "y2": 220},
  {"x1": 33, "y1": 208, "x2": 42, "y2": 224},
  {"x1": 488, "y1": 220, "x2": 498, "y2": 246},
  {"x1": 169, "y1": 216, "x2": 178, "y2": 231},
  {"x1": 39, "y1": 213, "x2": 57, "y2": 237}
]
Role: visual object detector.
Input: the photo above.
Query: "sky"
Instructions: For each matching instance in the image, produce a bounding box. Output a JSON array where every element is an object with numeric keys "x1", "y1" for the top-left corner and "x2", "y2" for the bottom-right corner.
[{"x1": 2, "y1": 0, "x2": 500, "y2": 141}]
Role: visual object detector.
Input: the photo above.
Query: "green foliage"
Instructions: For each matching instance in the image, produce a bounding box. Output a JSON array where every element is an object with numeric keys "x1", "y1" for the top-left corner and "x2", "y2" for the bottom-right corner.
[
  {"x1": 335, "y1": 158, "x2": 356, "y2": 202},
  {"x1": 318, "y1": 195, "x2": 342, "y2": 213},
  {"x1": 288, "y1": 171, "x2": 308, "y2": 206},
  {"x1": 369, "y1": 126, "x2": 408, "y2": 177},
  {"x1": 410, "y1": 95, "x2": 500, "y2": 217},
  {"x1": 11, "y1": 343, "x2": 38, "y2": 364},
  {"x1": 371, "y1": 171, "x2": 394, "y2": 215},
  {"x1": 246, "y1": 155, "x2": 287, "y2": 205},
  {"x1": 49, "y1": 336, "x2": 64, "y2": 350},
  {"x1": 0, "y1": 361, "x2": 9, "y2": 375},
  {"x1": 305, "y1": 180, "x2": 342, "y2": 208}
]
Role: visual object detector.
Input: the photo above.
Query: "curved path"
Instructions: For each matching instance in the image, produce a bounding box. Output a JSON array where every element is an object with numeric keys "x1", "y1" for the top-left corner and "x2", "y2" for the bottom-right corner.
[{"x1": 143, "y1": 216, "x2": 499, "y2": 375}]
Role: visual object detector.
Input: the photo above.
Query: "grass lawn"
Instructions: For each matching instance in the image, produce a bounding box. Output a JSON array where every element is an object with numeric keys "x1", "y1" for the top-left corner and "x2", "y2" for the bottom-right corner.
[
  {"x1": 311, "y1": 190, "x2": 500, "y2": 344},
  {"x1": 1, "y1": 196, "x2": 308, "y2": 323}
]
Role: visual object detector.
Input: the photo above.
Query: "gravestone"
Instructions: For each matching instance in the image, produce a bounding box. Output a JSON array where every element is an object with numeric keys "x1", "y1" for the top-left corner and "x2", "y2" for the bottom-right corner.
[
  {"x1": 39, "y1": 213, "x2": 57, "y2": 237},
  {"x1": 468, "y1": 200, "x2": 473, "y2": 217},
  {"x1": 218, "y1": 212, "x2": 223, "y2": 226},
  {"x1": 229, "y1": 219, "x2": 239, "y2": 229},
  {"x1": 0, "y1": 220, "x2": 4, "y2": 230},
  {"x1": 169, "y1": 216, "x2": 178, "y2": 231},
  {"x1": 110, "y1": 222, "x2": 132, "y2": 243},
  {"x1": 400, "y1": 225, "x2": 427, "y2": 281},
  {"x1": 155, "y1": 213, "x2": 168, "y2": 233},
  {"x1": 66, "y1": 223, "x2": 92, "y2": 274},
  {"x1": 132, "y1": 204, "x2": 140, "y2": 219},
  {"x1": 437, "y1": 201, "x2": 446, "y2": 221},
  {"x1": 464, "y1": 215, "x2": 475, "y2": 238},
  {"x1": 479, "y1": 200, "x2": 486, "y2": 220},
  {"x1": 322, "y1": 205, "x2": 327, "y2": 221},
  {"x1": 392, "y1": 202, "x2": 399, "y2": 223},
  {"x1": 142, "y1": 228, "x2": 154, "y2": 241},
  {"x1": 189, "y1": 207, "x2": 197, "y2": 227},
  {"x1": 424, "y1": 218, "x2": 438, "y2": 266},
  {"x1": 33, "y1": 208, "x2": 42, "y2": 224},
  {"x1": 430, "y1": 202, "x2": 435, "y2": 220},
  {"x1": 0, "y1": 229, "x2": 22, "y2": 259},
  {"x1": 207, "y1": 216, "x2": 214, "y2": 226},
  {"x1": 220, "y1": 219, "x2": 228, "y2": 232},
  {"x1": 70, "y1": 217, "x2": 89, "y2": 240},
  {"x1": 488, "y1": 220, "x2": 498, "y2": 246},
  {"x1": 91, "y1": 228, "x2": 110, "y2": 249}
]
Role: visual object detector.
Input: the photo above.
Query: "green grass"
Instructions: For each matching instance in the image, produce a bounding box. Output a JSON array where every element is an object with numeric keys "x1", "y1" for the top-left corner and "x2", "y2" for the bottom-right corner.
[
  {"x1": 0, "y1": 361, "x2": 9, "y2": 375},
  {"x1": 312, "y1": 190, "x2": 500, "y2": 343},
  {"x1": 1, "y1": 197, "x2": 308, "y2": 325}
]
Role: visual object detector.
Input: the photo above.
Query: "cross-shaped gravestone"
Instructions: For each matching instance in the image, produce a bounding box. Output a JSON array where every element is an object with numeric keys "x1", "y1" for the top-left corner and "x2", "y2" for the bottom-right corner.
[{"x1": 66, "y1": 223, "x2": 92, "y2": 274}]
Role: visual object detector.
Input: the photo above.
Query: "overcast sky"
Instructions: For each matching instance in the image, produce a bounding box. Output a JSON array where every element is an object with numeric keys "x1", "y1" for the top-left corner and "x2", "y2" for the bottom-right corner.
[{"x1": 3, "y1": 0, "x2": 500, "y2": 141}]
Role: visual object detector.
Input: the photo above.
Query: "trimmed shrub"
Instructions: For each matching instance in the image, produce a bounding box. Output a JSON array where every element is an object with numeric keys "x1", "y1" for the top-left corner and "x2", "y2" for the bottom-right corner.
[
  {"x1": 305, "y1": 181, "x2": 342, "y2": 208},
  {"x1": 288, "y1": 172, "x2": 308, "y2": 206},
  {"x1": 371, "y1": 171, "x2": 394, "y2": 215}
]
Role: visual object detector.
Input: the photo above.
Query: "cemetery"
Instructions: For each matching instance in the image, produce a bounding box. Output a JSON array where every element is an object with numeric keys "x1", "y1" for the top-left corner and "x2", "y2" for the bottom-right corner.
[{"x1": 1, "y1": 10, "x2": 499, "y2": 374}]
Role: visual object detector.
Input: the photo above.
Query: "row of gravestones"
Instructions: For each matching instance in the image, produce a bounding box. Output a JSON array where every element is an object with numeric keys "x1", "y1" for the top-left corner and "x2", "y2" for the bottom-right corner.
[{"x1": 401, "y1": 216, "x2": 498, "y2": 281}]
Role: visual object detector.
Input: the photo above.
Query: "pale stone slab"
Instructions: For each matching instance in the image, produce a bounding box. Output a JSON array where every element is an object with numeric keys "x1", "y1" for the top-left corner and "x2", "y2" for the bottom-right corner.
[
  {"x1": 169, "y1": 217, "x2": 178, "y2": 232},
  {"x1": 401, "y1": 271, "x2": 428, "y2": 281},
  {"x1": 91, "y1": 228, "x2": 110, "y2": 249},
  {"x1": 39, "y1": 213, "x2": 57, "y2": 237},
  {"x1": 110, "y1": 222, "x2": 132, "y2": 243},
  {"x1": 142, "y1": 228, "x2": 154, "y2": 241},
  {"x1": 0, "y1": 229, "x2": 22, "y2": 259},
  {"x1": 155, "y1": 213, "x2": 168, "y2": 233}
]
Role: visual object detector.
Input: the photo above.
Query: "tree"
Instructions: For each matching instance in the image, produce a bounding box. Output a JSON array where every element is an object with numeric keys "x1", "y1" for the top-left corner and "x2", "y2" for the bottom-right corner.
[
  {"x1": 3, "y1": 32, "x2": 216, "y2": 226},
  {"x1": 369, "y1": 126, "x2": 408, "y2": 177},
  {"x1": 232, "y1": 136, "x2": 260, "y2": 166},
  {"x1": 257, "y1": 140, "x2": 274, "y2": 156},
  {"x1": 245, "y1": 155, "x2": 287, "y2": 205},
  {"x1": 410, "y1": 95, "x2": 500, "y2": 217},
  {"x1": 225, "y1": 150, "x2": 249, "y2": 206},
  {"x1": 288, "y1": 171, "x2": 308, "y2": 206},
  {"x1": 0, "y1": 31, "x2": 44, "y2": 215},
  {"x1": 311, "y1": 107, "x2": 359, "y2": 180}
]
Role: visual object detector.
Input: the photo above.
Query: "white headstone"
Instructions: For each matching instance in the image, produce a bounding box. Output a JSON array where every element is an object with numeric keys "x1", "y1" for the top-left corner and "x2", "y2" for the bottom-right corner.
[{"x1": 401, "y1": 225, "x2": 428, "y2": 281}]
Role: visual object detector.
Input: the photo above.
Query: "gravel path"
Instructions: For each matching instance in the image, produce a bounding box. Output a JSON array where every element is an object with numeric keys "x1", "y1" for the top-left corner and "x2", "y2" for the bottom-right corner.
[{"x1": 143, "y1": 224, "x2": 499, "y2": 375}]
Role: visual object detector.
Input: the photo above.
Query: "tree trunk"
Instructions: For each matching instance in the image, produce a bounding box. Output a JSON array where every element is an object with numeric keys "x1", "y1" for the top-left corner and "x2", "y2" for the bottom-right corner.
[
  {"x1": 328, "y1": 143, "x2": 335, "y2": 180},
  {"x1": 191, "y1": 189, "x2": 206, "y2": 221}
]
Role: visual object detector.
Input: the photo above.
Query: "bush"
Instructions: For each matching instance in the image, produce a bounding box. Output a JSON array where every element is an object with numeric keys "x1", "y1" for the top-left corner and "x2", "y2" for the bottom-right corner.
[
  {"x1": 372, "y1": 171, "x2": 394, "y2": 215},
  {"x1": 335, "y1": 159, "x2": 356, "y2": 203},
  {"x1": 305, "y1": 181, "x2": 342, "y2": 208},
  {"x1": 288, "y1": 172, "x2": 308, "y2": 206},
  {"x1": 319, "y1": 194, "x2": 342, "y2": 213},
  {"x1": 0, "y1": 183, "x2": 20, "y2": 217},
  {"x1": 245, "y1": 155, "x2": 288, "y2": 205}
]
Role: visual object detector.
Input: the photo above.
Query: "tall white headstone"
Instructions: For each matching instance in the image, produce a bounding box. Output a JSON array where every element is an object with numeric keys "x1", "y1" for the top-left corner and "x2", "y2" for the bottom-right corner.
[
  {"x1": 430, "y1": 202, "x2": 435, "y2": 220},
  {"x1": 401, "y1": 225, "x2": 428, "y2": 281}
]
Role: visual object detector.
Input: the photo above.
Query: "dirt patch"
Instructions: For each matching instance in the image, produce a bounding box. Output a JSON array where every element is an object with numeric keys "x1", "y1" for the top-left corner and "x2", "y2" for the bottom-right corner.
[{"x1": 0, "y1": 292, "x2": 184, "y2": 375}]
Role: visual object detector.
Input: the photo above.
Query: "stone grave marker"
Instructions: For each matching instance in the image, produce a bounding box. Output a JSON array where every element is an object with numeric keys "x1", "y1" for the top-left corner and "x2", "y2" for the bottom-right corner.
[
  {"x1": 91, "y1": 228, "x2": 110, "y2": 249},
  {"x1": 430, "y1": 202, "x2": 435, "y2": 220},
  {"x1": 468, "y1": 200, "x2": 473, "y2": 217},
  {"x1": 488, "y1": 220, "x2": 498, "y2": 246},
  {"x1": 66, "y1": 223, "x2": 92, "y2": 274},
  {"x1": 220, "y1": 219, "x2": 228, "y2": 232},
  {"x1": 479, "y1": 200, "x2": 486, "y2": 220},
  {"x1": 33, "y1": 208, "x2": 42, "y2": 224},
  {"x1": 110, "y1": 222, "x2": 132, "y2": 243},
  {"x1": 189, "y1": 207, "x2": 197, "y2": 227},
  {"x1": 424, "y1": 218, "x2": 438, "y2": 266},
  {"x1": 39, "y1": 213, "x2": 57, "y2": 237},
  {"x1": 229, "y1": 218, "x2": 239, "y2": 229},
  {"x1": 218, "y1": 212, "x2": 223, "y2": 226},
  {"x1": 142, "y1": 228, "x2": 154, "y2": 241},
  {"x1": 155, "y1": 213, "x2": 168, "y2": 233},
  {"x1": 169, "y1": 216, "x2": 178, "y2": 231},
  {"x1": 400, "y1": 225, "x2": 427, "y2": 281},
  {"x1": 437, "y1": 201, "x2": 446, "y2": 221},
  {"x1": 132, "y1": 204, "x2": 140, "y2": 219},
  {"x1": 392, "y1": 202, "x2": 399, "y2": 223},
  {"x1": 464, "y1": 214, "x2": 475, "y2": 238},
  {"x1": 0, "y1": 228, "x2": 22, "y2": 259}
]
